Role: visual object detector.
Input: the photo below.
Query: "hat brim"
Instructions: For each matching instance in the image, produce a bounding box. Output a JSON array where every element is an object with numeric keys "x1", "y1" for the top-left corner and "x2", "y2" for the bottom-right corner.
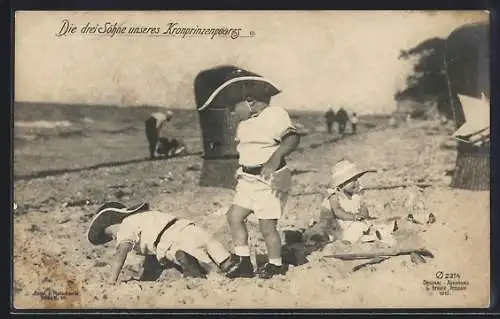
[
  {"x1": 198, "y1": 76, "x2": 281, "y2": 111},
  {"x1": 337, "y1": 169, "x2": 377, "y2": 188},
  {"x1": 86, "y1": 202, "x2": 149, "y2": 245}
]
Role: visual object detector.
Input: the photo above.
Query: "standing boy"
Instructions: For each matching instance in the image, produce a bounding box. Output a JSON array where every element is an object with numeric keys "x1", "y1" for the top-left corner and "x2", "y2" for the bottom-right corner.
[
  {"x1": 227, "y1": 95, "x2": 300, "y2": 279},
  {"x1": 196, "y1": 71, "x2": 300, "y2": 279}
]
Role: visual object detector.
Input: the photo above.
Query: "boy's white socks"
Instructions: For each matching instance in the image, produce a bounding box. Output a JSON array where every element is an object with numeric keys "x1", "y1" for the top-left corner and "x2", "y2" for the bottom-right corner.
[{"x1": 234, "y1": 245, "x2": 250, "y2": 257}]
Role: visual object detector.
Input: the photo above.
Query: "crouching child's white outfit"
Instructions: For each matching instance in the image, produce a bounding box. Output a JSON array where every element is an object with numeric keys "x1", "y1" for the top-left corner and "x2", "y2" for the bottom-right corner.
[{"x1": 116, "y1": 211, "x2": 230, "y2": 266}]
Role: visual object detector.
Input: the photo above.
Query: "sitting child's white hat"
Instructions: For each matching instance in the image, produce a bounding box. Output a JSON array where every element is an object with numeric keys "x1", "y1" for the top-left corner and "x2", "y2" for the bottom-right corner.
[{"x1": 330, "y1": 158, "x2": 377, "y2": 188}]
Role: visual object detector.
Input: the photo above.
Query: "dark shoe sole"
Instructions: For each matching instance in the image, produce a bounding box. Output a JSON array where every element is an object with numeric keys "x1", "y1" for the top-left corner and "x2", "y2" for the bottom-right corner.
[
  {"x1": 226, "y1": 272, "x2": 255, "y2": 279},
  {"x1": 257, "y1": 271, "x2": 287, "y2": 279},
  {"x1": 256, "y1": 265, "x2": 288, "y2": 279},
  {"x1": 175, "y1": 250, "x2": 207, "y2": 279}
]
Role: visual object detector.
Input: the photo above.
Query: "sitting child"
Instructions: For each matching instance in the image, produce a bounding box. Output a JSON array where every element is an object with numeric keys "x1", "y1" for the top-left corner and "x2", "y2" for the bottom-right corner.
[
  {"x1": 301, "y1": 158, "x2": 397, "y2": 246},
  {"x1": 86, "y1": 201, "x2": 239, "y2": 284}
]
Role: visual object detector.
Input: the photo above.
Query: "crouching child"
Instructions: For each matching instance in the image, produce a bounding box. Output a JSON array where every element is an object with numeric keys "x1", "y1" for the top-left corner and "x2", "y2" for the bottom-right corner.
[{"x1": 86, "y1": 202, "x2": 239, "y2": 284}]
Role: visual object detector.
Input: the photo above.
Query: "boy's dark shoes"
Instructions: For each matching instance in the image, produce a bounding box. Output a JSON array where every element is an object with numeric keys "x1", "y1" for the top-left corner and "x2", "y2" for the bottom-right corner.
[
  {"x1": 256, "y1": 263, "x2": 288, "y2": 279},
  {"x1": 219, "y1": 254, "x2": 240, "y2": 274},
  {"x1": 225, "y1": 255, "x2": 255, "y2": 278},
  {"x1": 175, "y1": 250, "x2": 207, "y2": 279}
]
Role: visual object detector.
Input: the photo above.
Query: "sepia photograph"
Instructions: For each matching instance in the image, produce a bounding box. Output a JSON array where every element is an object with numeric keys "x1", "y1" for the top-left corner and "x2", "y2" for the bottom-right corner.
[{"x1": 13, "y1": 10, "x2": 490, "y2": 309}]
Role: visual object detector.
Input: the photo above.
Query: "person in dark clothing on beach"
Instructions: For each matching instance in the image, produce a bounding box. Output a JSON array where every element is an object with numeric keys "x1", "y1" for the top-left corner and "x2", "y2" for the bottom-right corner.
[
  {"x1": 325, "y1": 108, "x2": 336, "y2": 134},
  {"x1": 145, "y1": 110, "x2": 173, "y2": 159},
  {"x1": 336, "y1": 108, "x2": 349, "y2": 135}
]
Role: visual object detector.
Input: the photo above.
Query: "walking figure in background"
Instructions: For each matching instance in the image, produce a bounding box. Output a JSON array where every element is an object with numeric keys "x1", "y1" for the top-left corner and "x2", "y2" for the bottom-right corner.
[
  {"x1": 406, "y1": 114, "x2": 412, "y2": 125},
  {"x1": 351, "y1": 112, "x2": 359, "y2": 134},
  {"x1": 336, "y1": 108, "x2": 349, "y2": 135},
  {"x1": 324, "y1": 108, "x2": 336, "y2": 134},
  {"x1": 145, "y1": 110, "x2": 173, "y2": 159}
]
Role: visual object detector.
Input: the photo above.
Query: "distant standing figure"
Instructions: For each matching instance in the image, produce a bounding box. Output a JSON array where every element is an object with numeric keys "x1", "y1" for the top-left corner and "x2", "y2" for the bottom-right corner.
[
  {"x1": 324, "y1": 108, "x2": 336, "y2": 134},
  {"x1": 336, "y1": 108, "x2": 349, "y2": 135},
  {"x1": 406, "y1": 114, "x2": 412, "y2": 125},
  {"x1": 351, "y1": 112, "x2": 359, "y2": 134},
  {"x1": 145, "y1": 110, "x2": 173, "y2": 159},
  {"x1": 389, "y1": 117, "x2": 398, "y2": 128}
]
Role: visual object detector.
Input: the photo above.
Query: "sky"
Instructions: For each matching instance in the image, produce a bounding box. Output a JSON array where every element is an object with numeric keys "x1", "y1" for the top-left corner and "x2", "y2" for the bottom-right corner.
[{"x1": 15, "y1": 11, "x2": 488, "y2": 114}]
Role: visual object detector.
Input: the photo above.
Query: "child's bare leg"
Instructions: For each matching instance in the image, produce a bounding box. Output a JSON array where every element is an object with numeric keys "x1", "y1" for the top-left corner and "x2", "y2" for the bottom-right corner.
[
  {"x1": 225, "y1": 205, "x2": 255, "y2": 278},
  {"x1": 259, "y1": 219, "x2": 282, "y2": 265},
  {"x1": 226, "y1": 205, "x2": 252, "y2": 256},
  {"x1": 174, "y1": 250, "x2": 207, "y2": 278}
]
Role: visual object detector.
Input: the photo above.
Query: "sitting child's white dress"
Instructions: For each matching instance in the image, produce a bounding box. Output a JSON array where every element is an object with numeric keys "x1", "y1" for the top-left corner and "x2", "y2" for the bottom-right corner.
[{"x1": 318, "y1": 188, "x2": 396, "y2": 246}]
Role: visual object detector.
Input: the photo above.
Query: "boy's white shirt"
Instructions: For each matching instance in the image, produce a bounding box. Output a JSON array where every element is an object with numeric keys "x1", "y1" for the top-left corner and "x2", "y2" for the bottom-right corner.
[
  {"x1": 235, "y1": 105, "x2": 296, "y2": 167},
  {"x1": 151, "y1": 112, "x2": 167, "y2": 128},
  {"x1": 116, "y1": 211, "x2": 192, "y2": 256}
]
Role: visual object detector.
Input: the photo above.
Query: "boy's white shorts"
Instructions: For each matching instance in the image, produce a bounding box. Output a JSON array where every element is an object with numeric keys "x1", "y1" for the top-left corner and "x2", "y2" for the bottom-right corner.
[
  {"x1": 159, "y1": 224, "x2": 214, "y2": 264},
  {"x1": 232, "y1": 166, "x2": 291, "y2": 220}
]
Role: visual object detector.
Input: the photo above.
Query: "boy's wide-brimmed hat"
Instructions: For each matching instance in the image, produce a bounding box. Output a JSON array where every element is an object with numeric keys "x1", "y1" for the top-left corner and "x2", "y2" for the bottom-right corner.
[
  {"x1": 86, "y1": 201, "x2": 149, "y2": 245},
  {"x1": 194, "y1": 65, "x2": 281, "y2": 111},
  {"x1": 330, "y1": 159, "x2": 377, "y2": 188}
]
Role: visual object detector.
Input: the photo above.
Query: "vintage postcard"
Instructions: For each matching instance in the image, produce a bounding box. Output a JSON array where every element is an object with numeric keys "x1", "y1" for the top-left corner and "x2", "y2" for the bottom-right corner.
[{"x1": 13, "y1": 10, "x2": 490, "y2": 309}]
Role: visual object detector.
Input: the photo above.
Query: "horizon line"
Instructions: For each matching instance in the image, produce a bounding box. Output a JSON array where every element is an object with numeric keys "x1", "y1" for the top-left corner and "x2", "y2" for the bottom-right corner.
[{"x1": 13, "y1": 100, "x2": 397, "y2": 116}]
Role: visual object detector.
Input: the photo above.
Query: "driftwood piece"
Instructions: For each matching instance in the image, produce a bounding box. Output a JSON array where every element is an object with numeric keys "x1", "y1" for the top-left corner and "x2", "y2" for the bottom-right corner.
[
  {"x1": 291, "y1": 182, "x2": 440, "y2": 197},
  {"x1": 352, "y1": 256, "x2": 391, "y2": 272},
  {"x1": 351, "y1": 251, "x2": 428, "y2": 272},
  {"x1": 362, "y1": 183, "x2": 435, "y2": 191},
  {"x1": 410, "y1": 252, "x2": 427, "y2": 265},
  {"x1": 323, "y1": 247, "x2": 434, "y2": 261}
]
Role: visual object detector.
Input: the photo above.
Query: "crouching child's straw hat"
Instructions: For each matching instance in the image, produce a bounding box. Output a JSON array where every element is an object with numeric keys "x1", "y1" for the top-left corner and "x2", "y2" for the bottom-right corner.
[
  {"x1": 86, "y1": 201, "x2": 149, "y2": 245},
  {"x1": 330, "y1": 159, "x2": 377, "y2": 188}
]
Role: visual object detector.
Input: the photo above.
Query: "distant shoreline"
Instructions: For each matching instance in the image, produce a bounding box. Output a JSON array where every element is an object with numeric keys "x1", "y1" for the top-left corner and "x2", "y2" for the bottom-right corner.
[{"x1": 13, "y1": 101, "x2": 393, "y2": 118}]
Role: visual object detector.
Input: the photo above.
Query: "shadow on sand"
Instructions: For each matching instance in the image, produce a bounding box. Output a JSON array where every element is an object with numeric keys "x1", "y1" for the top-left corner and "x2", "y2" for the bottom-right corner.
[{"x1": 14, "y1": 151, "x2": 203, "y2": 182}]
